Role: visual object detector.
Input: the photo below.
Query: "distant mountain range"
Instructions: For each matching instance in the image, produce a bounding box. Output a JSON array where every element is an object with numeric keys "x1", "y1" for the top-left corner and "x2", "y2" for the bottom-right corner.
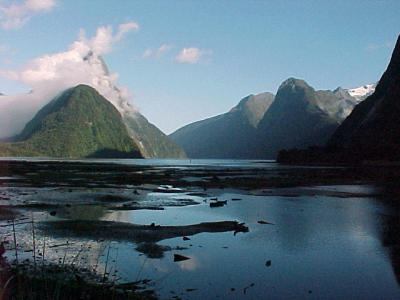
[
  {"x1": 170, "y1": 92, "x2": 274, "y2": 158},
  {"x1": 278, "y1": 35, "x2": 400, "y2": 164},
  {"x1": 171, "y1": 78, "x2": 374, "y2": 159}
]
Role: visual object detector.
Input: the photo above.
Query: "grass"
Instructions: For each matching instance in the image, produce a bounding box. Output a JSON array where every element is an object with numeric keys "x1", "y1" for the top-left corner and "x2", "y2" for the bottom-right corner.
[
  {"x1": 0, "y1": 213, "x2": 157, "y2": 300},
  {"x1": 0, "y1": 261, "x2": 156, "y2": 300}
]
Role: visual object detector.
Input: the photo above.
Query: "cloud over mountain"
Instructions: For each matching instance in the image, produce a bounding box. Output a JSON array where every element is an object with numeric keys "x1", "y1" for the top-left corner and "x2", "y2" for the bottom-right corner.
[{"x1": 0, "y1": 22, "x2": 139, "y2": 138}]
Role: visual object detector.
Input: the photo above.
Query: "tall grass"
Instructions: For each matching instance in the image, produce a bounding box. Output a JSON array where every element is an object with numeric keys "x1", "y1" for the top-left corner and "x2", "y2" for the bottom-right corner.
[{"x1": 0, "y1": 216, "x2": 156, "y2": 300}]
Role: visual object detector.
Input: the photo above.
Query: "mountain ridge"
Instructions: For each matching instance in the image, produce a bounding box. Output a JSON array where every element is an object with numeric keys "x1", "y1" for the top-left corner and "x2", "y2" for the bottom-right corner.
[
  {"x1": 170, "y1": 92, "x2": 275, "y2": 158},
  {"x1": 278, "y1": 35, "x2": 400, "y2": 163},
  {"x1": 171, "y1": 77, "x2": 371, "y2": 159},
  {"x1": 328, "y1": 35, "x2": 400, "y2": 155},
  {"x1": 0, "y1": 85, "x2": 143, "y2": 158},
  {"x1": 256, "y1": 78, "x2": 340, "y2": 158}
]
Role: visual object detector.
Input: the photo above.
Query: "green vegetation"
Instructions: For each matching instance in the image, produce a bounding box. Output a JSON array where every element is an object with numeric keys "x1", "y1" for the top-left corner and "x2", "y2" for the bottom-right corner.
[
  {"x1": 0, "y1": 262, "x2": 156, "y2": 300},
  {"x1": 0, "y1": 85, "x2": 142, "y2": 158},
  {"x1": 124, "y1": 112, "x2": 186, "y2": 158}
]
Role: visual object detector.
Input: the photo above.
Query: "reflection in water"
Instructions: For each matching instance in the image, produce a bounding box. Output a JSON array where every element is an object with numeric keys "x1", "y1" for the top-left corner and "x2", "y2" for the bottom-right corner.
[
  {"x1": 378, "y1": 185, "x2": 400, "y2": 287},
  {"x1": 272, "y1": 197, "x2": 313, "y2": 252},
  {"x1": 382, "y1": 213, "x2": 400, "y2": 285},
  {"x1": 3, "y1": 159, "x2": 400, "y2": 299},
  {"x1": 176, "y1": 255, "x2": 200, "y2": 271}
]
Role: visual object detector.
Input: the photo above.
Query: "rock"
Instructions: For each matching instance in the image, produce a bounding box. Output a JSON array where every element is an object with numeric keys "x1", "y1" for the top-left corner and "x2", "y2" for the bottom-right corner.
[
  {"x1": 210, "y1": 200, "x2": 227, "y2": 208},
  {"x1": 50, "y1": 210, "x2": 57, "y2": 216},
  {"x1": 265, "y1": 260, "x2": 271, "y2": 267},
  {"x1": 174, "y1": 254, "x2": 190, "y2": 262},
  {"x1": 183, "y1": 236, "x2": 190, "y2": 241},
  {"x1": 258, "y1": 220, "x2": 274, "y2": 225}
]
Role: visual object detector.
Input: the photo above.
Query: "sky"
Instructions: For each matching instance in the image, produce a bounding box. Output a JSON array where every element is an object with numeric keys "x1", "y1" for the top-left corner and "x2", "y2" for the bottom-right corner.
[{"x1": 0, "y1": 0, "x2": 399, "y2": 135}]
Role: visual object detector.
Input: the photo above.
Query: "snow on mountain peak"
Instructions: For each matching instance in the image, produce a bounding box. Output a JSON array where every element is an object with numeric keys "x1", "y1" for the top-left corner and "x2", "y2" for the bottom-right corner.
[{"x1": 347, "y1": 83, "x2": 376, "y2": 102}]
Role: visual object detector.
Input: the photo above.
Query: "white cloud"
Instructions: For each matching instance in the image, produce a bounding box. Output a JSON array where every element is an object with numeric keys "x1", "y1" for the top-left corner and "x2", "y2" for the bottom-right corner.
[
  {"x1": 142, "y1": 44, "x2": 172, "y2": 59},
  {"x1": 156, "y1": 44, "x2": 172, "y2": 57},
  {"x1": 0, "y1": 0, "x2": 57, "y2": 29},
  {"x1": 115, "y1": 22, "x2": 139, "y2": 40},
  {"x1": 175, "y1": 47, "x2": 211, "y2": 64},
  {"x1": 0, "y1": 22, "x2": 138, "y2": 138}
]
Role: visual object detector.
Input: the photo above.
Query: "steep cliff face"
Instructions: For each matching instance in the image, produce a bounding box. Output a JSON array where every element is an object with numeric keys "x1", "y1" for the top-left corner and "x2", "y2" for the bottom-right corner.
[
  {"x1": 278, "y1": 35, "x2": 400, "y2": 164},
  {"x1": 328, "y1": 35, "x2": 400, "y2": 159},
  {"x1": 124, "y1": 111, "x2": 187, "y2": 159}
]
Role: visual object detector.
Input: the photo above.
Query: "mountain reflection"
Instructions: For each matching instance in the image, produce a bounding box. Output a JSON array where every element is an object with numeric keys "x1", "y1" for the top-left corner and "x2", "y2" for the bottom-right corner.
[{"x1": 379, "y1": 185, "x2": 400, "y2": 286}]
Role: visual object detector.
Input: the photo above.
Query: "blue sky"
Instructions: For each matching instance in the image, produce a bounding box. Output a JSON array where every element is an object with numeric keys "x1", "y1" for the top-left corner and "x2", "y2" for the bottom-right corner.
[{"x1": 0, "y1": 0, "x2": 399, "y2": 134}]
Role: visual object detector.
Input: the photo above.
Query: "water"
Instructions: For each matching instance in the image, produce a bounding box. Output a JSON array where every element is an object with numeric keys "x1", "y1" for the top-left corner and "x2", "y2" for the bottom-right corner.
[
  {"x1": 101, "y1": 192, "x2": 398, "y2": 299},
  {"x1": 1, "y1": 159, "x2": 400, "y2": 299}
]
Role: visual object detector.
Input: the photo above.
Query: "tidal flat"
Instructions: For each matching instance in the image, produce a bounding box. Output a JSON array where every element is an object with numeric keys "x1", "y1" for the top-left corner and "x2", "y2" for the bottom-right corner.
[{"x1": 1, "y1": 158, "x2": 400, "y2": 299}]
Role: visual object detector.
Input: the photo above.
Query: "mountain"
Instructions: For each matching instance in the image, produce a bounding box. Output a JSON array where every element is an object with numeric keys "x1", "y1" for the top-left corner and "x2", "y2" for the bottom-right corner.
[
  {"x1": 170, "y1": 92, "x2": 275, "y2": 158},
  {"x1": 327, "y1": 35, "x2": 400, "y2": 160},
  {"x1": 0, "y1": 85, "x2": 142, "y2": 158},
  {"x1": 347, "y1": 83, "x2": 376, "y2": 102},
  {"x1": 0, "y1": 51, "x2": 186, "y2": 159},
  {"x1": 84, "y1": 52, "x2": 186, "y2": 159},
  {"x1": 171, "y1": 78, "x2": 368, "y2": 159},
  {"x1": 124, "y1": 112, "x2": 186, "y2": 158},
  {"x1": 256, "y1": 78, "x2": 341, "y2": 158},
  {"x1": 278, "y1": 35, "x2": 400, "y2": 163}
]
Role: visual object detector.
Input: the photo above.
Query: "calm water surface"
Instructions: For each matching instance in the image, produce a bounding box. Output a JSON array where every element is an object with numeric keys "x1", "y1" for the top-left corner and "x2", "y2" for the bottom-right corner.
[
  {"x1": 1, "y1": 159, "x2": 400, "y2": 299},
  {"x1": 103, "y1": 191, "x2": 399, "y2": 299}
]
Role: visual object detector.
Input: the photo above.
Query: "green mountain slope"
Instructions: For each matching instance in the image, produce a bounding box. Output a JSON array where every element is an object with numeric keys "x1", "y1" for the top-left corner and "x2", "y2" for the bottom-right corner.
[
  {"x1": 124, "y1": 112, "x2": 187, "y2": 158},
  {"x1": 84, "y1": 52, "x2": 186, "y2": 159},
  {"x1": 0, "y1": 85, "x2": 142, "y2": 158},
  {"x1": 170, "y1": 92, "x2": 275, "y2": 158}
]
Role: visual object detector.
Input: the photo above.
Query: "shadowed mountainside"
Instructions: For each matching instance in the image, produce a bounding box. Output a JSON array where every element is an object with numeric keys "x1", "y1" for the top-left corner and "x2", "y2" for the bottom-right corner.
[
  {"x1": 278, "y1": 35, "x2": 400, "y2": 164},
  {"x1": 170, "y1": 92, "x2": 274, "y2": 158},
  {"x1": 171, "y1": 77, "x2": 364, "y2": 159},
  {"x1": 125, "y1": 112, "x2": 186, "y2": 158},
  {"x1": 256, "y1": 78, "x2": 341, "y2": 158}
]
